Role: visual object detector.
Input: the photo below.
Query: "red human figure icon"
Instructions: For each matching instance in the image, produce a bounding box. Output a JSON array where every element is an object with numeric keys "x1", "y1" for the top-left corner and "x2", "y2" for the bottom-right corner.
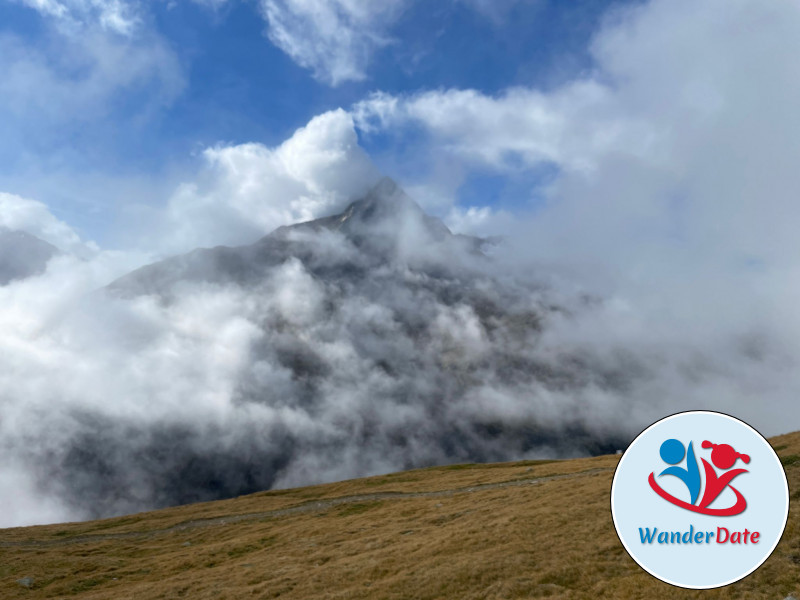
[{"x1": 698, "y1": 441, "x2": 750, "y2": 510}]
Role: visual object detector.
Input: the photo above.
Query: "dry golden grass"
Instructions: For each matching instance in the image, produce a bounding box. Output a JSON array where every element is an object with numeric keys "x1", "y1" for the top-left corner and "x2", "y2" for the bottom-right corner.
[{"x1": 2, "y1": 431, "x2": 800, "y2": 599}]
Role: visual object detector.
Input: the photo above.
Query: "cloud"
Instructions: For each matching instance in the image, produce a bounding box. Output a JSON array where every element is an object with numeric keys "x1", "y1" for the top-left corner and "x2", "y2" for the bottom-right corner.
[
  {"x1": 353, "y1": 0, "x2": 800, "y2": 429},
  {"x1": 256, "y1": 0, "x2": 543, "y2": 85},
  {"x1": 258, "y1": 0, "x2": 409, "y2": 85},
  {"x1": 353, "y1": 83, "x2": 635, "y2": 173},
  {"x1": 354, "y1": 0, "x2": 800, "y2": 273},
  {"x1": 158, "y1": 108, "x2": 380, "y2": 252},
  {"x1": 5, "y1": 0, "x2": 800, "y2": 530},
  {"x1": 0, "y1": 192, "x2": 98, "y2": 257},
  {"x1": 11, "y1": 0, "x2": 141, "y2": 35},
  {"x1": 0, "y1": 193, "x2": 638, "y2": 526},
  {"x1": 0, "y1": 16, "x2": 185, "y2": 267},
  {"x1": 0, "y1": 29, "x2": 183, "y2": 125},
  {"x1": 0, "y1": 25, "x2": 184, "y2": 187}
]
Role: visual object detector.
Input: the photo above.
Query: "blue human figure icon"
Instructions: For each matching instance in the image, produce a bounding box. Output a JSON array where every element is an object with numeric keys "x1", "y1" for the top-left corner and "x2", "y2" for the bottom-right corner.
[{"x1": 658, "y1": 439, "x2": 701, "y2": 505}]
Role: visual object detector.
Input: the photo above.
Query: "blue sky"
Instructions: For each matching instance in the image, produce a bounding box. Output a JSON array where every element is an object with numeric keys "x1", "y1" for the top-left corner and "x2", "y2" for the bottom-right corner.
[
  {"x1": 0, "y1": 0, "x2": 631, "y2": 247},
  {"x1": 1, "y1": 0, "x2": 799, "y2": 280}
]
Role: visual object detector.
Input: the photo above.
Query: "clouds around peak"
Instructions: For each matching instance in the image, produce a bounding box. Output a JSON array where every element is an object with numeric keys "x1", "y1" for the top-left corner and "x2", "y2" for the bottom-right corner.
[
  {"x1": 346, "y1": 0, "x2": 800, "y2": 435},
  {"x1": 352, "y1": 0, "x2": 800, "y2": 269},
  {"x1": 5, "y1": 0, "x2": 800, "y2": 527},
  {"x1": 157, "y1": 108, "x2": 380, "y2": 253}
]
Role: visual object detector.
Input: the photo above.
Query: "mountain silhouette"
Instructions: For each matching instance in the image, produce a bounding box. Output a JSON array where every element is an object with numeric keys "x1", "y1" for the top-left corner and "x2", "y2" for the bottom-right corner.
[
  {"x1": 0, "y1": 228, "x2": 60, "y2": 285},
  {"x1": 109, "y1": 177, "x2": 486, "y2": 297},
  {"x1": 47, "y1": 178, "x2": 631, "y2": 519}
]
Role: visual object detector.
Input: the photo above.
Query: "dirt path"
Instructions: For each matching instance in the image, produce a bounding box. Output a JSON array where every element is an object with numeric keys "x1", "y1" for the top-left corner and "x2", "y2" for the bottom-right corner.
[{"x1": 0, "y1": 467, "x2": 613, "y2": 549}]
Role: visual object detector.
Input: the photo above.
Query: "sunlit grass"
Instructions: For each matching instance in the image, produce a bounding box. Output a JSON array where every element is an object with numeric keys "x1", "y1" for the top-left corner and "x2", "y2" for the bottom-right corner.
[{"x1": 1, "y1": 432, "x2": 799, "y2": 599}]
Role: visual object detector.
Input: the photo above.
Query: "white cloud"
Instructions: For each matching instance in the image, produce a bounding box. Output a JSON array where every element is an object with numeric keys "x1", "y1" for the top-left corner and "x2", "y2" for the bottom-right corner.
[
  {"x1": 353, "y1": 0, "x2": 800, "y2": 271},
  {"x1": 12, "y1": 0, "x2": 141, "y2": 35},
  {"x1": 353, "y1": 82, "x2": 645, "y2": 174},
  {"x1": 160, "y1": 108, "x2": 380, "y2": 252},
  {"x1": 0, "y1": 192, "x2": 98, "y2": 257},
  {"x1": 0, "y1": 0, "x2": 184, "y2": 161},
  {"x1": 444, "y1": 204, "x2": 496, "y2": 235},
  {"x1": 0, "y1": 468, "x2": 73, "y2": 527},
  {"x1": 258, "y1": 0, "x2": 408, "y2": 85},
  {"x1": 0, "y1": 30, "x2": 183, "y2": 121},
  {"x1": 256, "y1": 0, "x2": 545, "y2": 85},
  {"x1": 6, "y1": 0, "x2": 800, "y2": 529},
  {"x1": 352, "y1": 0, "x2": 800, "y2": 433},
  {"x1": 0, "y1": 26, "x2": 184, "y2": 178}
]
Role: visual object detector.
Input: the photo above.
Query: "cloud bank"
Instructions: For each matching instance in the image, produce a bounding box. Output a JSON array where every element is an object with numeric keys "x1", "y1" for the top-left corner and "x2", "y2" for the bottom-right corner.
[
  {"x1": 3, "y1": 0, "x2": 800, "y2": 529},
  {"x1": 354, "y1": 0, "x2": 800, "y2": 330},
  {"x1": 0, "y1": 179, "x2": 636, "y2": 527},
  {"x1": 351, "y1": 0, "x2": 800, "y2": 433}
]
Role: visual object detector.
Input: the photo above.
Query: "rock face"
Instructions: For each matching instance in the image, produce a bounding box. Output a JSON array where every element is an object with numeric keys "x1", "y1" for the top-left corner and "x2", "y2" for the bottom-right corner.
[
  {"x1": 0, "y1": 228, "x2": 60, "y2": 285},
  {"x1": 49, "y1": 179, "x2": 631, "y2": 520}
]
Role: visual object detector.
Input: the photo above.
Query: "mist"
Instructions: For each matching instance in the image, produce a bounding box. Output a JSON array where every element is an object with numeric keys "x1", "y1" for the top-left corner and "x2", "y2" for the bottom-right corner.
[{"x1": 2, "y1": 0, "x2": 800, "y2": 528}]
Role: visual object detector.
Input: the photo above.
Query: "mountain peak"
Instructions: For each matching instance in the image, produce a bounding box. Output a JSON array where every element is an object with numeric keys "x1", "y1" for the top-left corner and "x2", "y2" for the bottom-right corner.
[
  {"x1": 371, "y1": 175, "x2": 400, "y2": 197},
  {"x1": 330, "y1": 177, "x2": 451, "y2": 243},
  {"x1": 109, "y1": 178, "x2": 484, "y2": 296},
  {"x1": 342, "y1": 177, "x2": 417, "y2": 220}
]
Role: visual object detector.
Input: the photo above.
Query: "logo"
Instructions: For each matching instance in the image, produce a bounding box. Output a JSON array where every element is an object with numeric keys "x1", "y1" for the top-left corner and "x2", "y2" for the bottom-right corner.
[
  {"x1": 648, "y1": 439, "x2": 750, "y2": 516},
  {"x1": 611, "y1": 411, "x2": 789, "y2": 589}
]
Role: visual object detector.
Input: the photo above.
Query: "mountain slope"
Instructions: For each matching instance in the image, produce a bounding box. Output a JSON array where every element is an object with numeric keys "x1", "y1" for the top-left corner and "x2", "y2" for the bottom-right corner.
[
  {"x1": 30, "y1": 178, "x2": 641, "y2": 523},
  {"x1": 0, "y1": 228, "x2": 59, "y2": 285},
  {"x1": 2, "y1": 430, "x2": 799, "y2": 599}
]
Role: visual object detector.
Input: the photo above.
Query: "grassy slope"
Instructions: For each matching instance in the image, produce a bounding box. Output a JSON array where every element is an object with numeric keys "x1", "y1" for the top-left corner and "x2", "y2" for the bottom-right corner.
[{"x1": 2, "y1": 432, "x2": 799, "y2": 599}]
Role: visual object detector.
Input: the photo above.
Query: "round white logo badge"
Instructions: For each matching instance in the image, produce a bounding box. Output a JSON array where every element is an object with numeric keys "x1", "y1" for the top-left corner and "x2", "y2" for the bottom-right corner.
[{"x1": 611, "y1": 411, "x2": 789, "y2": 589}]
